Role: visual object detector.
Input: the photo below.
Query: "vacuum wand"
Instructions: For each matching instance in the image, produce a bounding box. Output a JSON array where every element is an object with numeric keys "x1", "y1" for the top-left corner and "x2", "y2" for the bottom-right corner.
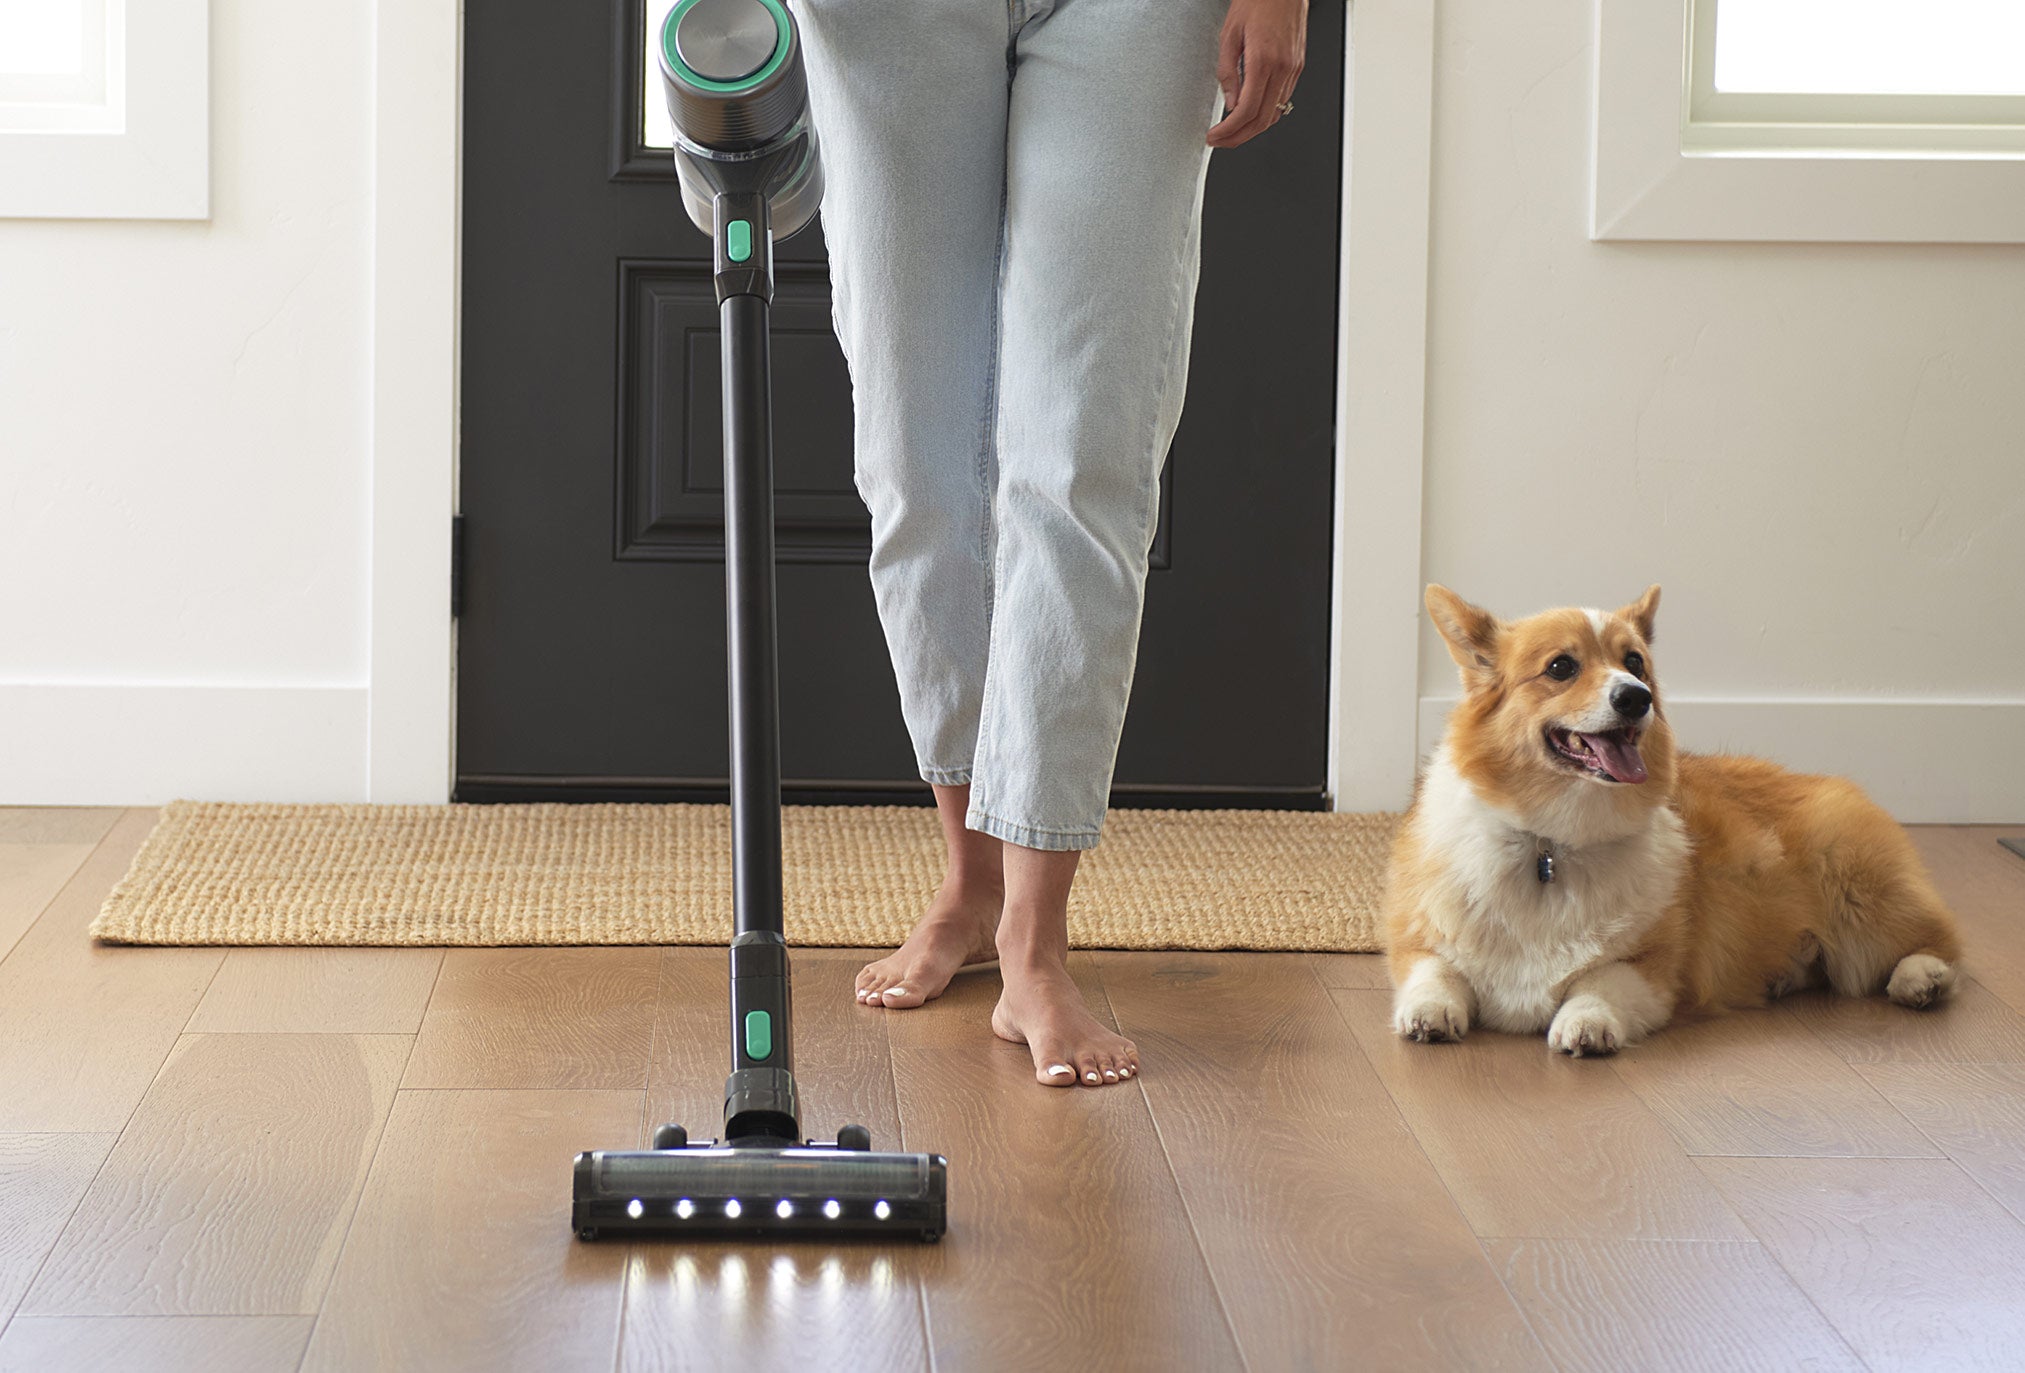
[
  {"x1": 571, "y1": 0, "x2": 947, "y2": 1243},
  {"x1": 718, "y1": 212, "x2": 800, "y2": 1145}
]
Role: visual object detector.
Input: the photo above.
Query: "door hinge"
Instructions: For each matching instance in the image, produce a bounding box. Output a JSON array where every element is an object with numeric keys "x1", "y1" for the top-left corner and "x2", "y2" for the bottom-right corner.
[{"x1": 451, "y1": 514, "x2": 465, "y2": 618}]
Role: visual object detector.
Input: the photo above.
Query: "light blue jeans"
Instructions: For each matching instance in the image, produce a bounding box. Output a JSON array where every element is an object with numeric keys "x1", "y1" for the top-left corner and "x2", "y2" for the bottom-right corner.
[{"x1": 795, "y1": 0, "x2": 1227, "y2": 851}]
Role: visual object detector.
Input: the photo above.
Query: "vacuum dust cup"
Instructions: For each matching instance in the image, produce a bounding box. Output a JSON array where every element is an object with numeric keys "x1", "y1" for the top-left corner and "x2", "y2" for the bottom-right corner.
[{"x1": 657, "y1": 0, "x2": 823, "y2": 241}]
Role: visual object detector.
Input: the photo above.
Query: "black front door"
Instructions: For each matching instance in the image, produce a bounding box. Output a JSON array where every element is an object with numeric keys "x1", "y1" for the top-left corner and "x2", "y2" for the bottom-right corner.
[{"x1": 455, "y1": 0, "x2": 1344, "y2": 807}]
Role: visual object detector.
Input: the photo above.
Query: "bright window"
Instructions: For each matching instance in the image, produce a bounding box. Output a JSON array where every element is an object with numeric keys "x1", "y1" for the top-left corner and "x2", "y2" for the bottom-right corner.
[
  {"x1": 0, "y1": 0, "x2": 87, "y2": 76},
  {"x1": 642, "y1": 0, "x2": 679, "y2": 151},
  {"x1": 1688, "y1": 0, "x2": 2025, "y2": 155},
  {"x1": 1713, "y1": 0, "x2": 2025, "y2": 97},
  {"x1": 0, "y1": 0, "x2": 117, "y2": 129}
]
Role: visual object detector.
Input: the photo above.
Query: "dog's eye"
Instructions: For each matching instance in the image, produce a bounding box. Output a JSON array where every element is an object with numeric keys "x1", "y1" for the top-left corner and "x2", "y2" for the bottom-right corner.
[
  {"x1": 1545, "y1": 655, "x2": 1579, "y2": 681},
  {"x1": 1625, "y1": 652, "x2": 1646, "y2": 677}
]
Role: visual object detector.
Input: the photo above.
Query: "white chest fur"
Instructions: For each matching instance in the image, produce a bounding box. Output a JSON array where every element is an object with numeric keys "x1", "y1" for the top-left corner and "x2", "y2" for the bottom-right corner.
[{"x1": 1410, "y1": 746, "x2": 1690, "y2": 1032}]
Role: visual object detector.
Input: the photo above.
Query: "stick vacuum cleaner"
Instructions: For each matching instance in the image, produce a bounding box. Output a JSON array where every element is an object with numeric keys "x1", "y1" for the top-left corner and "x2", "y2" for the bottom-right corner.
[{"x1": 571, "y1": 0, "x2": 947, "y2": 1243}]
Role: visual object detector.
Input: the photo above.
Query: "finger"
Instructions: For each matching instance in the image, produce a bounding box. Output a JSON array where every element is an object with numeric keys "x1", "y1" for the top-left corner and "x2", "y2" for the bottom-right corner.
[
  {"x1": 1227, "y1": 59, "x2": 1302, "y2": 145},
  {"x1": 1215, "y1": 29, "x2": 1243, "y2": 119},
  {"x1": 1207, "y1": 55, "x2": 1272, "y2": 145}
]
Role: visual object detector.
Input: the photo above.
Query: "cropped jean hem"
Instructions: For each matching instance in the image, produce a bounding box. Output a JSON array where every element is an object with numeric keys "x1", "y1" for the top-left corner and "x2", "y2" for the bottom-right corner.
[
  {"x1": 964, "y1": 806, "x2": 1100, "y2": 853},
  {"x1": 920, "y1": 765, "x2": 974, "y2": 786}
]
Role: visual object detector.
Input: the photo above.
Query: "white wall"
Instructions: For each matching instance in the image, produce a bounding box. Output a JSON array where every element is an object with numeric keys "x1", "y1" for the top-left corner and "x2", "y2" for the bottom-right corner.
[
  {"x1": 1, "y1": 0, "x2": 376, "y2": 802},
  {"x1": 3, "y1": 0, "x2": 2018, "y2": 819},
  {"x1": 1412, "y1": 1, "x2": 2025, "y2": 820}
]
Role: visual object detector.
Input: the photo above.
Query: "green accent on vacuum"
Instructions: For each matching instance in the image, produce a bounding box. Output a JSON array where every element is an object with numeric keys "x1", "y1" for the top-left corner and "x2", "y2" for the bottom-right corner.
[
  {"x1": 727, "y1": 218, "x2": 753, "y2": 261},
  {"x1": 662, "y1": 0, "x2": 791, "y2": 94},
  {"x1": 744, "y1": 1009, "x2": 772, "y2": 1060}
]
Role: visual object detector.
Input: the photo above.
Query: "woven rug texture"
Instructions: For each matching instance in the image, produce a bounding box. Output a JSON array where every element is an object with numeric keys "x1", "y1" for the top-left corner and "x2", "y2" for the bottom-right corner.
[{"x1": 89, "y1": 800, "x2": 1398, "y2": 951}]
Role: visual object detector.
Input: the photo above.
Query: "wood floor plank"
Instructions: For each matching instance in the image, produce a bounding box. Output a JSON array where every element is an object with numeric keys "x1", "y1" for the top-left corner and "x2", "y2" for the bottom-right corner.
[
  {"x1": 882, "y1": 960, "x2": 1244, "y2": 1371},
  {"x1": 1697, "y1": 1156, "x2": 2025, "y2": 1371},
  {"x1": 1099, "y1": 953, "x2": 1549, "y2": 1371},
  {"x1": 0, "y1": 807, "x2": 122, "y2": 846},
  {"x1": 1857, "y1": 1061, "x2": 2025, "y2": 1226},
  {"x1": 623, "y1": 1251, "x2": 926, "y2": 1373},
  {"x1": 1782, "y1": 980, "x2": 2025, "y2": 1066},
  {"x1": 1907, "y1": 826, "x2": 2025, "y2": 1016},
  {"x1": 0, "y1": 1134, "x2": 118, "y2": 1321},
  {"x1": 619, "y1": 947, "x2": 929, "y2": 1373},
  {"x1": 0, "y1": 1316, "x2": 313, "y2": 1373},
  {"x1": 20, "y1": 1034, "x2": 409, "y2": 1316},
  {"x1": 300, "y1": 1088, "x2": 637, "y2": 1373},
  {"x1": 0, "y1": 809, "x2": 222, "y2": 1133},
  {"x1": 400, "y1": 947, "x2": 659, "y2": 1089},
  {"x1": 186, "y1": 948, "x2": 444, "y2": 1035},
  {"x1": 1609, "y1": 1004, "x2": 1939, "y2": 1157},
  {"x1": 1484, "y1": 1239, "x2": 1863, "y2": 1373},
  {"x1": 0, "y1": 843, "x2": 97, "y2": 966},
  {"x1": 1307, "y1": 952, "x2": 1392, "y2": 989},
  {"x1": 1335, "y1": 990, "x2": 1751, "y2": 1241}
]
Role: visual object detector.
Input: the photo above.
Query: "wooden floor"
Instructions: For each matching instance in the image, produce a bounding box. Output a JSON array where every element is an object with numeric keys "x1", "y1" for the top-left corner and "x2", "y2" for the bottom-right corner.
[{"x1": 2, "y1": 810, "x2": 2023, "y2": 1372}]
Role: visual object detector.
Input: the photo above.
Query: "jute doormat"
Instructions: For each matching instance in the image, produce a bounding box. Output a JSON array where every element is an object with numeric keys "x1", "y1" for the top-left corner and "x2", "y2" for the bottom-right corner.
[{"x1": 89, "y1": 800, "x2": 1398, "y2": 951}]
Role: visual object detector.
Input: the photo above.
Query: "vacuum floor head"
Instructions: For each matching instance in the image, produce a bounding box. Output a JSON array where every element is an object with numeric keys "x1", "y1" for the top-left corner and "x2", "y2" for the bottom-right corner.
[{"x1": 573, "y1": 1142, "x2": 947, "y2": 1242}]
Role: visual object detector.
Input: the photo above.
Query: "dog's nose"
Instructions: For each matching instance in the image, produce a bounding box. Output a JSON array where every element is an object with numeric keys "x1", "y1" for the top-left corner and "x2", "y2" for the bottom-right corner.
[{"x1": 1612, "y1": 682, "x2": 1652, "y2": 720}]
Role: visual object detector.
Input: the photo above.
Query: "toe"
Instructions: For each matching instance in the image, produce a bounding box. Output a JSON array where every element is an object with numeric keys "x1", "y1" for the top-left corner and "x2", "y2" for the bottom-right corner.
[
  {"x1": 1038, "y1": 1059, "x2": 1077, "y2": 1088},
  {"x1": 879, "y1": 982, "x2": 925, "y2": 1009},
  {"x1": 1076, "y1": 1054, "x2": 1104, "y2": 1087}
]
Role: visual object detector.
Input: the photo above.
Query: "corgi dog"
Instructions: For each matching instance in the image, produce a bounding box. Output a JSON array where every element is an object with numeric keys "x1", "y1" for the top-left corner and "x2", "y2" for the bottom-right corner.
[{"x1": 1384, "y1": 584, "x2": 1963, "y2": 1057}]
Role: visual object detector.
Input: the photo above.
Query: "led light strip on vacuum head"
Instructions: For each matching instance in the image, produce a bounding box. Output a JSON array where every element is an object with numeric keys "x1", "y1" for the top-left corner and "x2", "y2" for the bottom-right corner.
[{"x1": 573, "y1": 1147, "x2": 948, "y2": 1241}]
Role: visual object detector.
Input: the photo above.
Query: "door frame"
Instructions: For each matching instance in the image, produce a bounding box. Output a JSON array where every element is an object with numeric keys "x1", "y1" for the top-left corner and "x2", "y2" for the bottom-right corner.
[{"x1": 367, "y1": 0, "x2": 1436, "y2": 811}]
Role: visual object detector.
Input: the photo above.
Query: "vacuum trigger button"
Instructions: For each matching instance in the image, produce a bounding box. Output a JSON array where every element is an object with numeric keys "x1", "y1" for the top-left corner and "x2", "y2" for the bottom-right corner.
[
  {"x1": 743, "y1": 1008, "x2": 772, "y2": 1060},
  {"x1": 727, "y1": 218, "x2": 753, "y2": 262}
]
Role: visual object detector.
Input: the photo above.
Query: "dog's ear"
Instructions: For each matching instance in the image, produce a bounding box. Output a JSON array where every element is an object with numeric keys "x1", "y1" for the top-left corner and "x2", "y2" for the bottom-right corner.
[
  {"x1": 1426, "y1": 584, "x2": 1502, "y2": 686},
  {"x1": 1617, "y1": 584, "x2": 1661, "y2": 643}
]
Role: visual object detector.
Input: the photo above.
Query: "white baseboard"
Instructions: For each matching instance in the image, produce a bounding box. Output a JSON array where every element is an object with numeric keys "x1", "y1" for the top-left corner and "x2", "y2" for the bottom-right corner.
[
  {"x1": 0, "y1": 683, "x2": 368, "y2": 805},
  {"x1": 1416, "y1": 697, "x2": 2025, "y2": 824}
]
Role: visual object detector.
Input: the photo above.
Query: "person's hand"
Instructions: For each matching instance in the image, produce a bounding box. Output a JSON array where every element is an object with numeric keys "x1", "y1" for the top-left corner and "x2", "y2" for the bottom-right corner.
[{"x1": 1207, "y1": 0, "x2": 1307, "y2": 148}]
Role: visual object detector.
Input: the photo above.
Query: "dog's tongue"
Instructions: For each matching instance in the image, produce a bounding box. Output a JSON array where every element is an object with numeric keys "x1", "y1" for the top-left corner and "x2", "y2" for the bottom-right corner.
[{"x1": 1581, "y1": 731, "x2": 1647, "y2": 784}]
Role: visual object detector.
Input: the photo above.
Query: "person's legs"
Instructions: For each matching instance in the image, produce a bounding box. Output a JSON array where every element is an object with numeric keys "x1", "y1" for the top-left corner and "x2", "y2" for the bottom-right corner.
[
  {"x1": 966, "y1": 0, "x2": 1225, "y2": 851},
  {"x1": 796, "y1": 0, "x2": 1013, "y2": 1005},
  {"x1": 796, "y1": 0, "x2": 1008, "y2": 789},
  {"x1": 974, "y1": 0, "x2": 1226, "y2": 1084}
]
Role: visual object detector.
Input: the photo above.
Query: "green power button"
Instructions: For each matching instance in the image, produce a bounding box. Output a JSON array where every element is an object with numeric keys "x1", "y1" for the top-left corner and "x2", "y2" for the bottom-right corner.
[
  {"x1": 743, "y1": 1009, "x2": 772, "y2": 1060},
  {"x1": 727, "y1": 219, "x2": 753, "y2": 262}
]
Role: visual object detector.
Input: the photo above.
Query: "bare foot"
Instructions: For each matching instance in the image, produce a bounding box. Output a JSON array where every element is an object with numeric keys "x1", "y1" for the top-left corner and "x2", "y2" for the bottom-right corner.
[
  {"x1": 991, "y1": 956, "x2": 1139, "y2": 1087},
  {"x1": 856, "y1": 878, "x2": 1001, "y2": 1009}
]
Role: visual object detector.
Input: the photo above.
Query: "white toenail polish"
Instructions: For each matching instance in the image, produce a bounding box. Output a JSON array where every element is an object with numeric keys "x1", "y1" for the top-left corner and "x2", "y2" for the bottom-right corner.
[
  {"x1": 1047, "y1": 1064, "x2": 1073, "y2": 1077},
  {"x1": 1085, "y1": 1071, "x2": 1099, "y2": 1083},
  {"x1": 1104, "y1": 1070, "x2": 1117, "y2": 1080}
]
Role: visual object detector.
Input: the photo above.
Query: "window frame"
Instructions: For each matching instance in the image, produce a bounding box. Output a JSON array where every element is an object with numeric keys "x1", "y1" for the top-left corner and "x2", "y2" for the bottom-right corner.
[
  {"x1": 1591, "y1": 0, "x2": 2025, "y2": 242},
  {"x1": 0, "y1": 0, "x2": 208, "y2": 221}
]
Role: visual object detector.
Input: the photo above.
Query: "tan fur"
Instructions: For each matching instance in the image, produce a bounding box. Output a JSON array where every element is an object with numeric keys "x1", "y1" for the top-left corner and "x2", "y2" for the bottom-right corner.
[{"x1": 1386, "y1": 584, "x2": 1963, "y2": 1056}]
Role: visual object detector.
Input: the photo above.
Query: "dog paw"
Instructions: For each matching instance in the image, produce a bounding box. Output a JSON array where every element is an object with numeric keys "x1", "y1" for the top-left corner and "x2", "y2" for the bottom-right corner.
[
  {"x1": 1887, "y1": 954, "x2": 1956, "y2": 1010},
  {"x1": 1547, "y1": 998, "x2": 1623, "y2": 1058},
  {"x1": 1393, "y1": 995, "x2": 1469, "y2": 1044}
]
